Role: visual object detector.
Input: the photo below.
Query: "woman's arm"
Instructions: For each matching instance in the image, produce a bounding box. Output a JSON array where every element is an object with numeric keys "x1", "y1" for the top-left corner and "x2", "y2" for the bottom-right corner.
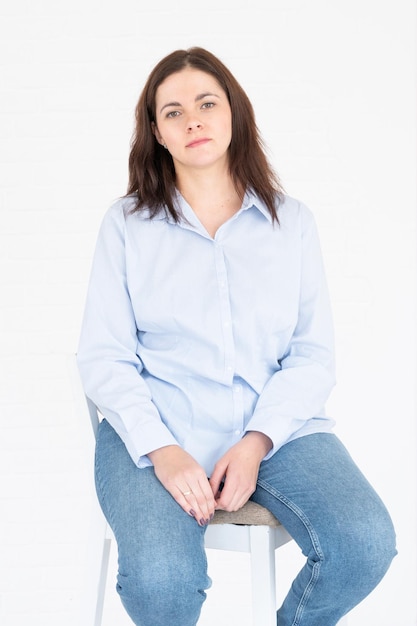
[
  {"x1": 244, "y1": 204, "x2": 336, "y2": 454},
  {"x1": 77, "y1": 201, "x2": 179, "y2": 464}
]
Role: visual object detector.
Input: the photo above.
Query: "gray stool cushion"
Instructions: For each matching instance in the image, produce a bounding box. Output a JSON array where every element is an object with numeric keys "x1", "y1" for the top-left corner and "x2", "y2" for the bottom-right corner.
[{"x1": 210, "y1": 500, "x2": 281, "y2": 527}]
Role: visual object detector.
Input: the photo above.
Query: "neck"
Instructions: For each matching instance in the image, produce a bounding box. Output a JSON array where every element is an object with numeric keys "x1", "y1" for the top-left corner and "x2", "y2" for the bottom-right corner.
[
  {"x1": 175, "y1": 165, "x2": 244, "y2": 237},
  {"x1": 176, "y1": 164, "x2": 242, "y2": 210}
]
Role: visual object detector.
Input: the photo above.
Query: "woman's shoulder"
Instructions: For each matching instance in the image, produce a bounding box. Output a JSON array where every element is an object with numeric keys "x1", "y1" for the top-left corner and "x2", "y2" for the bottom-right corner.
[
  {"x1": 278, "y1": 193, "x2": 312, "y2": 215},
  {"x1": 104, "y1": 194, "x2": 165, "y2": 225},
  {"x1": 96, "y1": 196, "x2": 148, "y2": 241},
  {"x1": 276, "y1": 194, "x2": 316, "y2": 230},
  {"x1": 105, "y1": 194, "x2": 139, "y2": 219}
]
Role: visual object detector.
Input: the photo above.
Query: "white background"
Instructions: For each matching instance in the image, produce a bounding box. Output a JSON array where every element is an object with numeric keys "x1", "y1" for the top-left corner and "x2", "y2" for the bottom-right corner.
[{"x1": 0, "y1": 1, "x2": 415, "y2": 625}]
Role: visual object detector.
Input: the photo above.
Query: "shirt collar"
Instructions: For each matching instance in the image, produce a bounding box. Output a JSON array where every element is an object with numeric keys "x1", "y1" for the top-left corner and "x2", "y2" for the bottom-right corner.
[
  {"x1": 240, "y1": 189, "x2": 274, "y2": 224},
  {"x1": 131, "y1": 188, "x2": 275, "y2": 225},
  {"x1": 170, "y1": 188, "x2": 274, "y2": 226}
]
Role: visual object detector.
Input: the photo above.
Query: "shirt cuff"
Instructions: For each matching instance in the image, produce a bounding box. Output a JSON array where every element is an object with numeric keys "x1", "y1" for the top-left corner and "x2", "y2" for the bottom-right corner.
[{"x1": 120, "y1": 418, "x2": 180, "y2": 467}]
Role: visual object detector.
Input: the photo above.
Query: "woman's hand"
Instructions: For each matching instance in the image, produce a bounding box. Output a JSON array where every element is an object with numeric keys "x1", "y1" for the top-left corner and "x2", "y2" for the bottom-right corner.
[
  {"x1": 148, "y1": 445, "x2": 216, "y2": 525},
  {"x1": 209, "y1": 432, "x2": 273, "y2": 512}
]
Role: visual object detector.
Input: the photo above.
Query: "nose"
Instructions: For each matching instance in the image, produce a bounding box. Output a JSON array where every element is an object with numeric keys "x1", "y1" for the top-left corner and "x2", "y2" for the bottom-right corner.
[{"x1": 186, "y1": 116, "x2": 203, "y2": 132}]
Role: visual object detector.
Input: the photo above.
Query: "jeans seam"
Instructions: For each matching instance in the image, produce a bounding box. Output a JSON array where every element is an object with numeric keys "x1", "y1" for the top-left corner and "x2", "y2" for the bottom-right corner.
[{"x1": 256, "y1": 477, "x2": 324, "y2": 626}]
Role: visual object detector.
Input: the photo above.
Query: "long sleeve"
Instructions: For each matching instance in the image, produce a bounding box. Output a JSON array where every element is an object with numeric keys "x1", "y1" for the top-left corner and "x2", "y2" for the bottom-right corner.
[
  {"x1": 77, "y1": 202, "x2": 179, "y2": 465},
  {"x1": 245, "y1": 204, "x2": 336, "y2": 455}
]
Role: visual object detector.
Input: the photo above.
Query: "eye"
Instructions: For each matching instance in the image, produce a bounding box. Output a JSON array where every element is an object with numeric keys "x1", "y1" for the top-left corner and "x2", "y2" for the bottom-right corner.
[
  {"x1": 201, "y1": 102, "x2": 215, "y2": 109},
  {"x1": 166, "y1": 110, "x2": 181, "y2": 119}
]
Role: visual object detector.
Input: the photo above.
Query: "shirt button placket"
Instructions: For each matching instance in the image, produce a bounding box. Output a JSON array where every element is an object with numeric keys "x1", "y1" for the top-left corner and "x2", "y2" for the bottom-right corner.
[
  {"x1": 232, "y1": 382, "x2": 244, "y2": 438},
  {"x1": 213, "y1": 241, "x2": 235, "y2": 383}
]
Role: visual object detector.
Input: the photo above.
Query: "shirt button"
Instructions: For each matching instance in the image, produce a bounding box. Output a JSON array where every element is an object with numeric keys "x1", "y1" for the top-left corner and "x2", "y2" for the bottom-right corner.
[
  {"x1": 226, "y1": 365, "x2": 233, "y2": 372},
  {"x1": 234, "y1": 429, "x2": 241, "y2": 435}
]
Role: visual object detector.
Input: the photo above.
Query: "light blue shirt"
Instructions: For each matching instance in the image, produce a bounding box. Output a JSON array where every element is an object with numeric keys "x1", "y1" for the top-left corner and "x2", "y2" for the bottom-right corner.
[{"x1": 77, "y1": 190, "x2": 336, "y2": 476}]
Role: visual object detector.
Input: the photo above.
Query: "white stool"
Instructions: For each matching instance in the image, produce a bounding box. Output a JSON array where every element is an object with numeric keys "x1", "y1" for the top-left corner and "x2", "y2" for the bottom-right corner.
[{"x1": 206, "y1": 501, "x2": 293, "y2": 625}]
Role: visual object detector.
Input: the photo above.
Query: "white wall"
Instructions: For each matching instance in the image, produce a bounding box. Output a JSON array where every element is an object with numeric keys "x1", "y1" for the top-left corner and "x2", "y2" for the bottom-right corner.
[{"x1": 0, "y1": 1, "x2": 415, "y2": 625}]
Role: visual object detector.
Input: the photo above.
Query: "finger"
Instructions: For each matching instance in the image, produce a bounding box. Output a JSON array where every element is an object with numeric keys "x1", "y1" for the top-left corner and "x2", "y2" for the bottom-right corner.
[
  {"x1": 189, "y1": 480, "x2": 217, "y2": 523},
  {"x1": 209, "y1": 461, "x2": 227, "y2": 498},
  {"x1": 174, "y1": 487, "x2": 202, "y2": 522},
  {"x1": 215, "y1": 482, "x2": 238, "y2": 511},
  {"x1": 215, "y1": 476, "x2": 253, "y2": 511},
  {"x1": 196, "y1": 477, "x2": 217, "y2": 517},
  {"x1": 176, "y1": 483, "x2": 214, "y2": 525},
  {"x1": 216, "y1": 490, "x2": 247, "y2": 512}
]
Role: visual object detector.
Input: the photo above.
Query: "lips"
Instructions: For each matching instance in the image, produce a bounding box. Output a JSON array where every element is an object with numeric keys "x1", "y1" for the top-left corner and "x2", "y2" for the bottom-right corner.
[{"x1": 186, "y1": 138, "x2": 211, "y2": 148}]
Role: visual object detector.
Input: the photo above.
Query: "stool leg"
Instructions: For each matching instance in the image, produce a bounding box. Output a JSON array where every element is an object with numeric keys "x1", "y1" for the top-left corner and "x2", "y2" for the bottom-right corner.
[
  {"x1": 249, "y1": 526, "x2": 276, "y2": 626},
  {"x1": 78, "y1": 506, "x2": 111, "y2": 626},
  {"x1": 95, "y1": 528, "x2": 111, "y2": 626}
]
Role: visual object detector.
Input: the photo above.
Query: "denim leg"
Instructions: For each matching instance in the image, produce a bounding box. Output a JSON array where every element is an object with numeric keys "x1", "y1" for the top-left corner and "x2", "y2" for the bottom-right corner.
[
  {"x1": 94, "y1": 420, "x2": 211, "y2": 626},
  {"x1": 253, "y1": 433, "x2": 397, "y2": 626}
]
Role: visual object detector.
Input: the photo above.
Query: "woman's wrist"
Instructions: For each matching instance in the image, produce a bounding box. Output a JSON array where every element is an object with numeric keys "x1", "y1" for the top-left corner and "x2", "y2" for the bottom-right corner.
[
  {"x1": 147, "y1": 444, "x2": 181, "y2": 465},
  {"x1": 243, "y1": 431, "x2": 273, "y2": 457}
]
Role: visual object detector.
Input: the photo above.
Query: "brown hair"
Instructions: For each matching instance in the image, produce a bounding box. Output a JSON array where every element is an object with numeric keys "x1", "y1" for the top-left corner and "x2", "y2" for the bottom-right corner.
[{"x1": 126, "y1": 47, "x2": 283, "y2": 222}]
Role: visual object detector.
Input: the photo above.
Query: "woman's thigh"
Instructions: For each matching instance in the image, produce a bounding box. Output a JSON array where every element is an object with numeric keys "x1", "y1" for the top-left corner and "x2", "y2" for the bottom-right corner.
[
  {"x1": 94, "y1": 420, "x2": 210, "y2": 610},
  {"x1": 253, "y1": 434, "x2": 396, "y2": 604}
]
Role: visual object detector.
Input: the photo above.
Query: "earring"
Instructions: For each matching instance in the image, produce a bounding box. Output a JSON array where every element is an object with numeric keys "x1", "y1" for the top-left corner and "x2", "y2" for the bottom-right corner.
[{"x1": 163, "y1": 143, "x2": 168, "y2": 149}]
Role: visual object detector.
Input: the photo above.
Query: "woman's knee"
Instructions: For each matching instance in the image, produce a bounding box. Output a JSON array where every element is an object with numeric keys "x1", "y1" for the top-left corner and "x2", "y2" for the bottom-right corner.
[
  {"x1": 355, "y1": 502, "x2": 396, "y2": 581},
  {"x1": 115, "y1": 547, "x2": 210, "y2": 625},
  {"x1": 323, "y1": 501, "x2": 397, "y2": 591}
]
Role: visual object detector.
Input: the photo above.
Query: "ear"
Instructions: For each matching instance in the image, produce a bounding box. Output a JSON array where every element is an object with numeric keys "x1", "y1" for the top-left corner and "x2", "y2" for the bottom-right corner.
[{"x1": 151, "y1": 121, "x2": 164, "y2": 146}]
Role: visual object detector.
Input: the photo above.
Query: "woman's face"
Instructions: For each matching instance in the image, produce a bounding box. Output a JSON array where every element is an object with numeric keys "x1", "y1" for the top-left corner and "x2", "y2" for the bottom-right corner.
[{"x1": 153, "y1": 67, "x2": 232, "y2": 175}]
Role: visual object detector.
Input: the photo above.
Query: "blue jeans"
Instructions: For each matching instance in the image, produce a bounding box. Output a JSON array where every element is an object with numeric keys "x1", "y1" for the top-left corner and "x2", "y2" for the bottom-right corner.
[{"x1": 95, "y1": 420, "x2": 396, "y2": 626}]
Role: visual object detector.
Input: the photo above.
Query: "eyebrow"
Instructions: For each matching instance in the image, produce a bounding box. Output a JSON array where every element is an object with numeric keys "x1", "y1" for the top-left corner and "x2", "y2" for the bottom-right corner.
[{"x1": 159, "y1": 92, "x2": 220, "y2": 114}]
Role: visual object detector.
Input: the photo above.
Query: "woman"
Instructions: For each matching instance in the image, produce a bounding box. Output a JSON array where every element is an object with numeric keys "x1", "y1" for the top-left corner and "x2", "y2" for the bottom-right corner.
[{"x1": 77, "y1": 47, "x2": 396, "y2": 626}]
